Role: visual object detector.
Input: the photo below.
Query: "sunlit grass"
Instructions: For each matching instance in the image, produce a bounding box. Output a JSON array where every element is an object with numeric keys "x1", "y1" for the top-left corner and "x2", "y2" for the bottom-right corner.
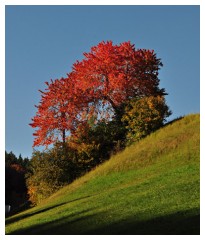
[{"x1": 5, "y1": 114, "x2": 200, "y2": 234}]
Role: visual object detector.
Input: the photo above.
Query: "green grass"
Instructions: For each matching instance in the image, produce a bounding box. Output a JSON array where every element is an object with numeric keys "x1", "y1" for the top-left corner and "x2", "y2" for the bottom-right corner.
[{"x1": 5, "y1": 114, "x2": 200, "y2": 235}]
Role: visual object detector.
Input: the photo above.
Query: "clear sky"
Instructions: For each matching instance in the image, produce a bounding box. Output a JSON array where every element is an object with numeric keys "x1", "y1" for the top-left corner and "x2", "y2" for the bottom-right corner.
[{"x1": 5, "y1": 5, "x2": 200, "y2": 158}]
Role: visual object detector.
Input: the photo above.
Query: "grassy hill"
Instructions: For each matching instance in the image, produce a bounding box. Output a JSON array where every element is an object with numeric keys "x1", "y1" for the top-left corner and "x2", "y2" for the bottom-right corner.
[{"x1": 5, "y1": 114, "x2": 200, "y2": 235}]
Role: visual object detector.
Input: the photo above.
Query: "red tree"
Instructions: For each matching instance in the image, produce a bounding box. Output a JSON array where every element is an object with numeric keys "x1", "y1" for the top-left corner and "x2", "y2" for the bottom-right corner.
[
  {"x1": 30, "y1": 77, "x2": 76, "y2": 146},
  {"x1": 71, "y1": 41, "x2": 165, "y2": 113},
  {"x1": 30, "y1": 41, "x2": 166, "y2": 147}
]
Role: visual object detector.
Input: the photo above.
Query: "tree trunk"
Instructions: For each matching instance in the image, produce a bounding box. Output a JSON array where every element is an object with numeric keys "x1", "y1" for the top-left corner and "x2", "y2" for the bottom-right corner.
[{"x1": 62, "y1": 129, "x2": 66, "y2": 144}]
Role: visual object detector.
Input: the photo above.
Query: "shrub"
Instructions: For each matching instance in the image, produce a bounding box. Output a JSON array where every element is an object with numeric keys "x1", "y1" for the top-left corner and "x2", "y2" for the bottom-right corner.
[
  {"x1": 26, "y1": 145, "x2": 77, "y2": 205},
  {"x1": 122, "y1": 96, "x2": 172, "y2": 144}
]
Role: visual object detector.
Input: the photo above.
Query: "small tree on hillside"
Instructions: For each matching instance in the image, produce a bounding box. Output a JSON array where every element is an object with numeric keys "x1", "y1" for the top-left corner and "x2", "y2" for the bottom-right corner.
[{"x1": 122, "y1": 96, "x2": 172, "y2": 144}]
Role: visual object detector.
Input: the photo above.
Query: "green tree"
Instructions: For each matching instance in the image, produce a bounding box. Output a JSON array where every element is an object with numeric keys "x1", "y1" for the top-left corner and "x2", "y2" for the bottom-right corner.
[{"x1": 5, "y1": 151, "x2": 18, "y2": 166}]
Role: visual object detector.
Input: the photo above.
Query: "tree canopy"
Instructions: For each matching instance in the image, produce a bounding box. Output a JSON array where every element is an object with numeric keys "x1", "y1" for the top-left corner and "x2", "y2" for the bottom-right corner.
[{"x1": 30, "y1": 41, "x2": 166, "y2": 147}]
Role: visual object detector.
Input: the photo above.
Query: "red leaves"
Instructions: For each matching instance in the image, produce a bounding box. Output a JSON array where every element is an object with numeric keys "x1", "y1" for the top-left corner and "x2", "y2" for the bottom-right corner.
[{"x1": 30, "y1": 40, "x2": 165, "y2": 147}]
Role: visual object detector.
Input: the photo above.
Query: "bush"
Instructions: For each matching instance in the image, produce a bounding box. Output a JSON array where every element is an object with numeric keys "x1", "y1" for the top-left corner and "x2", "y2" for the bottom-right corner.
[
  {"x1": 68, "y1": 119, "x2": 127, "y2": 170},
  {"x1": 26, "y1": 145, "x2": 77, "y2": 205},
  {"x1": 122, "y1": 96, "x2": 172, "y2": 144}
]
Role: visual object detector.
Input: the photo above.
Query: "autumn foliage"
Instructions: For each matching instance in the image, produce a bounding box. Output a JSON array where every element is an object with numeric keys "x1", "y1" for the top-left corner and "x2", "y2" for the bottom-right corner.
[
  {"x1": 30, "y1": 41, "x2": 166, "y2": 147},
  {"x1": 28, "y1": 40, "x2": 172, "y2": 204},
  {"x1": 122, "y1": 96, "x2": 172, "y2": 144}
]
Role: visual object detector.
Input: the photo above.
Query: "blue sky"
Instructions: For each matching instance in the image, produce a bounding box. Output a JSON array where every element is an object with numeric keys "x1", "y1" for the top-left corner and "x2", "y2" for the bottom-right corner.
[{"x1": 5, "y1": 5, "x2": 200, "y2": 158}]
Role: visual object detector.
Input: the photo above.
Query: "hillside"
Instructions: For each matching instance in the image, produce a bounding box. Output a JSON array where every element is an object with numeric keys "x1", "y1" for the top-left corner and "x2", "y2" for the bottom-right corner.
[{"x1": 5, "y1": 114, "x2": 200, "y2": 235}]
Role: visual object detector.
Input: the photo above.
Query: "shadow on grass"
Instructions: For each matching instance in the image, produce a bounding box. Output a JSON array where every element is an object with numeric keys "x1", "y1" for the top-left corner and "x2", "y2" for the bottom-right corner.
[
  {"x1": 88, "y1": 208, "x2": 200, "y2": 235},
  {"x1": 8, "y1": 208, "x2": 199, "y2": 235},
  {"x1": 5, "y1": 195, "x2": 92, "y2": 225}
]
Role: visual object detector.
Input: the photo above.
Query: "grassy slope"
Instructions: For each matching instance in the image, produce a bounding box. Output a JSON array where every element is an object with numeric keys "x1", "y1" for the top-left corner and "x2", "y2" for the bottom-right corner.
[{"x1": 5, "y1": 114, "x2": 200, "y2": 235}]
